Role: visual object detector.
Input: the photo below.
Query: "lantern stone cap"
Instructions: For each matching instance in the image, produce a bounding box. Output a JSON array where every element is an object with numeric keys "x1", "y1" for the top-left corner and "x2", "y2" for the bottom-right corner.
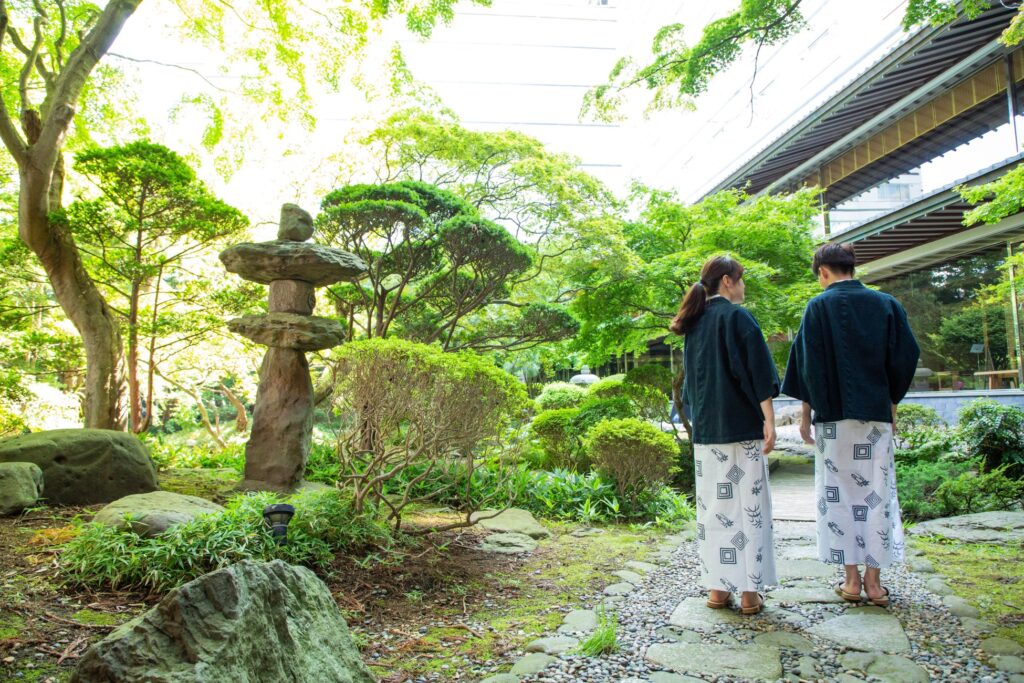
[
  {"x1": 569, "y1": 365, "x2": 600, "y2": 385},
  {"x1": 227, "y1": 313, "x2": 346, "y2": 351},
  {"x1": 220, "y1": 241, "x2": 366, "y2": 286}
]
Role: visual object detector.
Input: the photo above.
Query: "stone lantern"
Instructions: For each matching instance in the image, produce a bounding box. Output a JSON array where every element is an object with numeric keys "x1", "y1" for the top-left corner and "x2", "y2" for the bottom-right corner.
[
  {"x1": 569, "y1": 365, "x2": 600, "y2": 386},
  {"x1": 219, "y1": 204, "x2": 367, "y2": 491}
]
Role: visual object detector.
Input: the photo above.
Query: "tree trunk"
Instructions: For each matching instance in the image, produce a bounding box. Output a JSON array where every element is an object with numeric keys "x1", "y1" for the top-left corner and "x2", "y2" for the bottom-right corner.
[
  {"x1": 128, "y1": 278, "x2": 141, "y2": 431},
  {"x1": 19, "y1": 165, "x2": 127, "y2": 429},
  {"x1": 220, "y1": 382, "x2": 249, "y2": 432},
  {"x1": 2, "y1": 0, "x2": 141, "y2": 430}
]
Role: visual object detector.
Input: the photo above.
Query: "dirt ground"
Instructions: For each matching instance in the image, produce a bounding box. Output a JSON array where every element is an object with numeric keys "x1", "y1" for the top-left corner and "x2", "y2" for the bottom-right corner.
[{"x1": 0, "y1": 498, "x2": 663, "y2": 682}]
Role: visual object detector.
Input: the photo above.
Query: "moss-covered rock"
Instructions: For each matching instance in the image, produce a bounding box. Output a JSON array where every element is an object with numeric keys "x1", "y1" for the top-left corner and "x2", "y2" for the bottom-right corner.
[
  {"x1": 0, "y1": 429, "x2": 157, "y2": 505},
  {"x1": 71, "y1": 559, "x2": 374, "y2": 683},
  {"x1": 0, "y1": 461, "x2": 43, "y2": 515},
  {"x1": 93, "y1": 491, "x2": 224, "y2": 536}
]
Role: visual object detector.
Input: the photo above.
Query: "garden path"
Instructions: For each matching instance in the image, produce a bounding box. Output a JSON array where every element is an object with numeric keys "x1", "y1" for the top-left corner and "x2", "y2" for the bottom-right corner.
[{"x1": 481, "y1": 465, "x2": 1023, "y2": 683}]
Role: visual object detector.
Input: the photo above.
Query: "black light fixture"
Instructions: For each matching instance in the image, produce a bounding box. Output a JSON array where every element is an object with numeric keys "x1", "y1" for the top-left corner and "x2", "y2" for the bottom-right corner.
[{"x1": 263, "y1": 503, "x2": 295, "y2": 545}]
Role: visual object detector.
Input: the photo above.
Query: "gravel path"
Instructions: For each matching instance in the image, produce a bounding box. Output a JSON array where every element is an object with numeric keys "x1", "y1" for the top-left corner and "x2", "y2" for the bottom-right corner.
[{"x1": 486, "y1": 464, "x2": 1020, "y2": 683}]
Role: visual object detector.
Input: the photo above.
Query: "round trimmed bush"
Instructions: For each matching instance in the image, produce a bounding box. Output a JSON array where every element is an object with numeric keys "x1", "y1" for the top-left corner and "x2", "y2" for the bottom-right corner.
[
  {"x1": 585, "y1": 417, "x2": 678, "y2": 505},
  {"x1": 530, "y1": 408, "x2": 580, "y2": 469},
  {"x1": 536, "y1": 382, "x2": 589, "y2": 411},
  {"x1": 624, "y1": 364, "x2": 673, "y2": 394}
]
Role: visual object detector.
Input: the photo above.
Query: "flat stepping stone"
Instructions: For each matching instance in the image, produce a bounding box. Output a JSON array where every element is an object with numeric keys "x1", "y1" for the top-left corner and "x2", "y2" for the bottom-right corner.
[
  {"x1": 779, "y1": 544, "x2": 819, "y2": 560},
  {"x1": 908, "y1": 511, "x2": 1024, "y2": 544},
  {"x1": 776, "y1": 558, "x2": 837, "y2": 579},
  {"x1": 650, "y1": 673, "x2": 706, "y2": 683},
  {"x1": 625, "y1": 560, "x2": 661, "y2": 574},
  {"x1": 943, "y1": 595, "x2": 980, "y2": 618},
  {"x1": 925, "y1": 577, "x2": 953, "y2": 596},
  {"x1": 646, "y1": 643, "x2": 782, "y2": 681},
  {"x1": 798, "y1": 655, "x2": 819, "y2": 679},
  {"x1": 471, "y1": 508, "x2": 551, "y2": 539},
  {"x1": 557, "y1": 609, "x2": 598, "y2": 634},
  {"x1": 668, "y1": 597, "x2": 747, "y2": 630},
  {"x1": 807, "y1": 610, "x2": 911, "y2": 653},
  {"x1": 611, "y1": 569, "x2": 644, "y2": 585},
  {"x1": 510, "y1": 652, "x2": 555, "y2": 675},
  {"x1": 996, "y1": 655, "x2": 1024, "y2": 674},
  {"x1": 667, "y1": 597, "x2": 806, "y2": 631},
  {"x1": 982, "y1": 637, "x2": 1024, "y2": 656},
  {"x1": 479, "y1": 532, "x2": 537, "y2": 554},
  {"x1": 524, "y1": 636, "x2": 577, "y2": 654},
  {"x1": 768, "y1": 586, "x2": 844, "y2": 604},
  {"x1": 604, "y1": 582, "x2": 635, "y2": 596},
  {"x1": 960, "y1": 617, "x2": 996, "y2": 634},
  {"x1": 480, "y1": 675, "x2": 519, "y2": 683},
  {"x1": 753, "y1": 631, "x2": 815, "y2": 653},
  {"x1": 841, "y1": 653, "x2": 928, "y2": 683},
  {"x1": 907, "y1": 557, "x2": 935, "y2": 573},
  {"x1": 654, "y1": 626, "x2": 702, "y2": 643}
]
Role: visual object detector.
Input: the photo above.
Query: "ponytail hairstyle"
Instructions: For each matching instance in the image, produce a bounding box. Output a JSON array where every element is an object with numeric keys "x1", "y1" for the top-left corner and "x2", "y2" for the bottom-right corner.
[{"x1": 668, "y1": 255, "x2": 745, "y2": 335}]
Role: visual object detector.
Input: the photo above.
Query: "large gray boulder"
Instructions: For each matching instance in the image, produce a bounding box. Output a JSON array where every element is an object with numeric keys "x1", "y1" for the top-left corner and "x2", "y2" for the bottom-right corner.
[
  {"x1": 0, "y1": 429, "x2": 157, "y2": 505},
  {"x1": 93, "y1": 491, "x2": 225, "y2": 536},
  {"x1": 0, "y1": 461, "x2": 44, "y2": 515},
  {"x1": 71, "y1": 560, "x2": 374, "y2": 683},
  {"x1": 908, "y1": 511, "x2": 1024, "y2": 544},
  {"x1": 470, "y1": 508, "x2": 551, "y2": 539}
]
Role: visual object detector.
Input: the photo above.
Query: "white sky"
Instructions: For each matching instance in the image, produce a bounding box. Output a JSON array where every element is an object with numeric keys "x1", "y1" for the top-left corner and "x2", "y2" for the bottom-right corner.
[{"x1": 108, "y1": 0, "x2": 1020, "y2": 232}]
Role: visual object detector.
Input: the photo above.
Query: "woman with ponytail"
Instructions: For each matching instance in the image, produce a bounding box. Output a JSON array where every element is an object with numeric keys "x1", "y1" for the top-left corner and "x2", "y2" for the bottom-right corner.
[{"x1": 669, "y1": 255, "x2": 779, "y2": 615}]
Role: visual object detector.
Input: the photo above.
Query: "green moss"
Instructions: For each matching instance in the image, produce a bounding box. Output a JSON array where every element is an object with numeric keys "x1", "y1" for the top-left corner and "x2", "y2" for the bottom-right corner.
[
  {"x1": 71, "y1": 609, "x2": 120, "y2": 626},
  {"x1": 363, "y1": 521, "x2": 667, "y2": 680},
  {"x1": 0, "y1": 611, "x2": 25, "y2": 638},
  {"x1": 911, "y1": 536, "x2": 1024, "y2": 645},
  {"x1": 157, "y1": 467, "x2": 241, "y2": 501}
]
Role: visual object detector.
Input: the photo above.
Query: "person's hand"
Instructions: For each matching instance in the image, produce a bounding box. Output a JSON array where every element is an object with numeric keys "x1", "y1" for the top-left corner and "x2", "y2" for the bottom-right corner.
[
  {"x1": 799, "y1": 416, "x2": 814, "y2": 445},
  {"x1": 763, "y1": 421, "x2": 776, "y2": 455}
]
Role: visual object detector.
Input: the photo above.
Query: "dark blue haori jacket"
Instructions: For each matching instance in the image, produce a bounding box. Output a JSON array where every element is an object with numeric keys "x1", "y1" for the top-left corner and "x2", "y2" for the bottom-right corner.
[
  {"x1": 683, "y1": 297, "x2": 780, "y2": 444},
  {"x1": 781, "y1": 279, "x2": 920, "y2": 424}
]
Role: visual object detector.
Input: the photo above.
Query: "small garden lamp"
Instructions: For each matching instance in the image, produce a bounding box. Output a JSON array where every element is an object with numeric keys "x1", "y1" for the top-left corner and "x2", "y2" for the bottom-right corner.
[{"x1": 263, "y1": 503, "x2": 295, "y2": 545}]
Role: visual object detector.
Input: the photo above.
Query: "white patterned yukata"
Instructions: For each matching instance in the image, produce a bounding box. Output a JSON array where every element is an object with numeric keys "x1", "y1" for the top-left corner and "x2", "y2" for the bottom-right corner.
[
  {"x1": 815, "y1": 419, "x2": 904, "y2": 567},
  {"x1": 694, "y1": 440, "x2": 777, "y2": 593}
]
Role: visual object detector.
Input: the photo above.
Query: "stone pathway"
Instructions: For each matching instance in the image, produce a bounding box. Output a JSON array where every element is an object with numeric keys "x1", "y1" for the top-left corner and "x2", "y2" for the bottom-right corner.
[
  {"x1": 767, "y1": 460, "x2": 815, "y2": 522},
  {"x1": 479, "y1": 469, "x2": 1023, "y2": 682}
]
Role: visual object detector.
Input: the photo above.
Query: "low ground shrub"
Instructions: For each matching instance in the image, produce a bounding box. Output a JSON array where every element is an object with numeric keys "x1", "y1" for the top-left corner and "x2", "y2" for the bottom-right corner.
[
  {"x1": 585, "y1": 418, "x2": 678, "y2": 506},
  {"x1": 934, "y1": 466, "x2": 1024, "y2": 515},
  {"x1": 623, "y1": 364, "x2": 673, "y2": 394},
  {"x1": 60, "y1": 489, "x2": 390, "y2": 593},
  {"x1": 144, "y1": 436, "x2": 245, "y2": 472},
  {"x1": 897, "y1": 459, "x2": 973, "y2": 521},
  {"x1": 383, "y1": 459, "x2": 693, "y2": 525},
  {"x1": 894, "y1": 403, "x2": 947, "y2": 450},
  {"x1": 957, "y1": 399, "x2": 1024, "y2": 477}
]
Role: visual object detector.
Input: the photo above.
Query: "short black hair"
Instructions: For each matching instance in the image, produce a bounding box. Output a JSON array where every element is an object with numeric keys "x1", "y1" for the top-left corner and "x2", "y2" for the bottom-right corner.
[{"x1": 812, "y1": 243, "x2": 856, "y2": 276}]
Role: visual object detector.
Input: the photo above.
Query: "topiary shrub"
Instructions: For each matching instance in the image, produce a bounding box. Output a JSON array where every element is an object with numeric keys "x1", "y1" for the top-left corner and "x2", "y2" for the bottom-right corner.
[
  {"x1": 570, "y1": 396, "x2": 639, "y2": 463},
  {"x1": 530, "y1": 408, "x2": 580, "y2": 469},
  {"x1": 588, "y1": 377, "x2": 628, "y2": 400},
  {"x1": 585, "y1": 418, "x2": 678, "y2": 506},
  {"x1": 535, "y1": 382, "x2": 589, "y2": 411},
  {"x1": 624, "y1": 364, "x2": 673, "y2": 394},
  {"x1": 956, "y1": 398, "x2": 1024, "y2": 477}
]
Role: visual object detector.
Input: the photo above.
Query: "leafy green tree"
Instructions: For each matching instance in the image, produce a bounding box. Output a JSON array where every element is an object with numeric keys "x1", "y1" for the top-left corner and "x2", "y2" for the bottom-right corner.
[
  {"x1": 568, "y1": 185, "x2": 818, "y2": 436},
  {"x1": 316, "y1": 180, "x2": 570, "y2": 352},
  {"x1": 0, "y1": 0, "x2": 488, "y2": 429},
  {"x1": 585, "y1": 0, "x2": 1019, "y2": 121},
  {"x1": 62, "y1": 141, "x2": 249, "y2": 432}
]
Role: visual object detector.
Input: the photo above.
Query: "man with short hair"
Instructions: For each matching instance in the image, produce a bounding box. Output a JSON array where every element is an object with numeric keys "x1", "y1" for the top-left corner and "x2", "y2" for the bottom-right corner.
[{"x1": 782, "y1": 243, "x2": 919, "y2": 606}]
